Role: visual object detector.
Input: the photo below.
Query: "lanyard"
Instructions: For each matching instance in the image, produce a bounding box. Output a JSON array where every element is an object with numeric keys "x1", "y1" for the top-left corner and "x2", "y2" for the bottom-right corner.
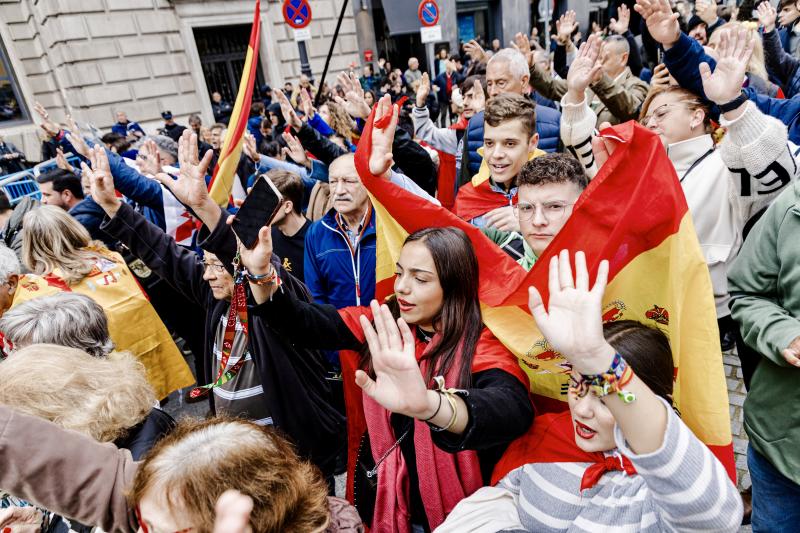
[
  {"x1": 189, "y1": 254, "x2": 249, "y2": 401},
  {"x1": 679, "y1": 148, "x2": 714, "y2": 183}
]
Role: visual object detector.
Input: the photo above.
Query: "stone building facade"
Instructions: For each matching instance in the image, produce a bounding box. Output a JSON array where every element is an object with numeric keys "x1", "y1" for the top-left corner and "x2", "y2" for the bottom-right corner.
[{"x1": 0, "y1": 0, "x2": 361, "y2": 160}]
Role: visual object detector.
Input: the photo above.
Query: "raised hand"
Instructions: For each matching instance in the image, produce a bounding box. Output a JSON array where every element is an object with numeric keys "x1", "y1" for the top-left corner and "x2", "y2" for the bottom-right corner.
[
  {"x1": 470, "y1": 78, "x2": 486, "y2": 114},
  {"x1": 55, "y1": 147, "x2": 75, "y2": 173},
  {"x1": 634, "y1": 0, "x2": 681, "y2": 47},
  {"x1": 33, "y1": 102, "x2": 60, "y2": 137},
  {"x1": 512, "y1": 32, "x2": 534, "y2": 66},
  {"x1": 699, "y1": 27, "x2": 753, "y2": 107},
  {"x1": 416, "y1": 72, "x2": 431, "y2": 108},
  {"x1": 154, "y1": 129, "x2": 214, "y2": 212},
  {"x1": 566, "y1": 34, "x2": 603, "y2": 103},
  {"x1": 368, "y1": 94, "x2": 398, "y2": 178},
  {"x1": 609, "y1": 4, "x2": 631, "y2": 34},
  {"x1": 648, "y1": 63, "x2": 671, "y2": 92},
  {"x1": 64, "y1": 114, "x2": 91, "y2": 158},
  {"x1": 334, "y1": 71, "x2": 371, "y2": 119},
  {"x1": 463, "y1": 39, "x2": 487, "y2": 63},
  {"x1": 136, "y1": 138, "x2": 163, "y2": 176},
  {"x1": 356, "y1": 300, "x2": 432, "y2": 418},
  {"x1": 528, "y1": 250, "x2": 614, "y2": 375},
  {"x1": 757, "y1": 1, "x2": 777, "y2": 33},
  {"x1": 556, "y1": 10, "x2": 578, "y2": 46},
  {"x1": 82, "y1": 145, "x2": 120, "y2": 215},
  {"x1": 281, "y1": 131, "x2": 310, "y2": 169},
  {"x1": 695, "y1": 0, "x2": 718, "y2": 25},
  {"x1": 236, "y1": 219, "x2": 273, "y2": 274},
  {"x1": 242, "y1": 133, "x2": 259, "y2": 163},
  {"x1": 273, "y1": 88, "x2": 303, "y2": 131},
  {"x1": 299, "y1": 87, "x2": 316, "y2": 120}
]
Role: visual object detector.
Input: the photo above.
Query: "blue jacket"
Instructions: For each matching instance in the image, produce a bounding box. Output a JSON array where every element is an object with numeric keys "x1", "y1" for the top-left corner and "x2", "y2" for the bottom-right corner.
[
  {"x1": 303, "y1": 207, "x2": 376, "y2": 309},
  {"x1": 664, "y1": 32, "x2": 800, "y2": 146},
  {"x1": 69, "y1": 196, "x2": 116, "y2": 246},
  {"x1": 764, "y1": 29, "x2": 800, "y2": 99},
  {"x1": 111, "y1": 121, "x2": 144, "y2": 138},
  {"x1": 104, "y1": 149, "x2": 167, "y2": 230},
  {"x1": 459, "y1": 104, "x2": 562, "y2": 183},
  {"x1": 247, "y1": 116, "x2": 264, "y2": 147}
]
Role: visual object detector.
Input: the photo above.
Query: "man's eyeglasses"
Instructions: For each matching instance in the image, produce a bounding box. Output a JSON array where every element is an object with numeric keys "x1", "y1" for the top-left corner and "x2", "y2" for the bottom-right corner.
[{"x1": 514, "y1": 202, "x2": 574, "y2": 222}]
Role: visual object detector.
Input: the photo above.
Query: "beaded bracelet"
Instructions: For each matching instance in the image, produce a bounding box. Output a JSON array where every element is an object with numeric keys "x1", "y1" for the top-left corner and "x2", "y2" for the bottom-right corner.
[
  {"x1": 246, "y1": 266, "x2": 280, "y2": 286},
  {"x1": 580, "y1": 353, "x2": 637, "y2": 404}
]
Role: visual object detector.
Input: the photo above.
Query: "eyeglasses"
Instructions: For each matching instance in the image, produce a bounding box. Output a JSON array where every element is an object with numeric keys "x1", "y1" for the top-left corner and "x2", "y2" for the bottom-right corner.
[
  {"x1": 203, "y1": 262, "x2": 226, "y2": 273},
  {"x1": 640, "y1": 100, "x2": 701, "y2": 126},
  {"x1": 514, "y1": 202, "x2": 574, "y2": 222}
]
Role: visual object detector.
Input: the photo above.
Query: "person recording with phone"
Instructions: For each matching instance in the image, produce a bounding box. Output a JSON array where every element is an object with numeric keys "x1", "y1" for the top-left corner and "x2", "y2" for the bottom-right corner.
[{"x1": 81, "y1": 130, "x2": 345, "y2": 485}]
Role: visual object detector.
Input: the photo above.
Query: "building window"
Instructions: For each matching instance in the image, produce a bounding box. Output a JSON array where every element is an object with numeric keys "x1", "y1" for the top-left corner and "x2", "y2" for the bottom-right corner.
[{"x1": 0, "y1": 38, "x2": 28, "y2": 125}]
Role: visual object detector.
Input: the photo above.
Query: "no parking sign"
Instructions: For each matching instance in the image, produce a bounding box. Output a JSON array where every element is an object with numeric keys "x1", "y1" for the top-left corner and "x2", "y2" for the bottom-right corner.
[{"x1": 418, "y1": 0, "x2": 442, "y2": 43}]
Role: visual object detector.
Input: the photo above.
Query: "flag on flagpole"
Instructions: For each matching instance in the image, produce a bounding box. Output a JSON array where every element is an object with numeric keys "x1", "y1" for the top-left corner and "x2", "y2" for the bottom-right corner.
[
  {"x1": 208, "y1": 0, "x2": 261, "y2": 206},
  {"x1": 353, "y1": 110, "x2": 736, "y2": 482}
]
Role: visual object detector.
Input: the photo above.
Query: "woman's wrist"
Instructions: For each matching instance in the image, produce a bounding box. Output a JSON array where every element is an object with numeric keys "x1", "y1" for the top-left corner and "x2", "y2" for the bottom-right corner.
[
  {"x1": 574, "y1": 342, "x2": 616, "y2": 375},
  {"x1": 413, "y1": 389, "x2": 442, "y2": 420}
]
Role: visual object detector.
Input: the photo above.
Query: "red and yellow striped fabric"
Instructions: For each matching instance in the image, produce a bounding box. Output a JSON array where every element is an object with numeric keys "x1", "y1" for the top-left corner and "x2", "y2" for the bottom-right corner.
[
  {"x1": 208, "y1": 0, "x2": 261, "y2": 206},
  {"x1": 353, "y1": 112, "x2": 735, "y2": 481}
]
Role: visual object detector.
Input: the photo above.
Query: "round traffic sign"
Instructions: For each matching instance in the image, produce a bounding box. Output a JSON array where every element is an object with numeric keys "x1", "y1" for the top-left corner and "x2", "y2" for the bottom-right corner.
[
  {"x1": 282, "y1": 0, "x2": 312, "y2": 29},
  {"x1": 418, "y1": 0, "x2": 440, "y2": 27}
]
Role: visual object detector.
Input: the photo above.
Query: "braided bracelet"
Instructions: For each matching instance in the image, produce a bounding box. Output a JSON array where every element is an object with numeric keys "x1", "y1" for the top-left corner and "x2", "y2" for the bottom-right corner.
[{"x1": 580, "y1": 353, "x2": 637, "y2": 404}]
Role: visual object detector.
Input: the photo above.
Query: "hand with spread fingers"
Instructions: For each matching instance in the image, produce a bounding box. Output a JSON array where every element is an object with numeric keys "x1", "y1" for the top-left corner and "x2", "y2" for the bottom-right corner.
[
  {"x1": 83, "y1": 145, "x2": 120, "y2": 216},
  {"x1": 512, "y1": 32, "x2": 534, "y2": 66},
  {"x1": 273, "y1": 88, "x2": 303, "y2": 131},
  {"x1": 334, "y1": 71, "x2": 371, "y2": 119},
  {"x1": 355, "y1": 300, "x2": 432, "y2": 419},
  {"x1": 33, "y1": 102, "x2": 60, "y2": 138},
  {"x1": 609, "y1": 4, "x2": 631, "y2": 34},
  {"x1": 757, "y1": 1, "x2": 777, "y2": 33},
  {"x1": 699, "y1": 27, "x2": 753, "y2": 111},
  {"x1": 556, "y1": 10, "x2": 578, "y2": 48},
  {"x1": 527, "y1": 250, "x2": 614, "y2": 375},
  {"x1": 65, "y1": 115, "x2": 92, "y2": 159},
  {"x1": 136, "y1": 138, "x2": 163, "y2": 176},
  {"x1": 634, "y1": 0, "x2": 681, "y2": 48},
  {"x1": 566, "y1": 34, "x2": 604, "y2": 104},
  {"x1": 464, "y1": 39, "x2": 487, "y2": 63}
]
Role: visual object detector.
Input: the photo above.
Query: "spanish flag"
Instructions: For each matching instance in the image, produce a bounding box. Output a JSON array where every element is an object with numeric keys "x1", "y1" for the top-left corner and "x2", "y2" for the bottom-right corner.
[
  {"x1": 353, "y1": 110, "x2": 736, "y2": 481},
  {"x1": 208, "y1": 0, "x2": 261, "y2": 206}
]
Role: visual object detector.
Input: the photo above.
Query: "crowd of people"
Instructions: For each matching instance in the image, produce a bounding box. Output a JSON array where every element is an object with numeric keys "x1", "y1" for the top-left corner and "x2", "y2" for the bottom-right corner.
[{"x1": 2, "y1": 0, "x2": 800, "y2": 531}]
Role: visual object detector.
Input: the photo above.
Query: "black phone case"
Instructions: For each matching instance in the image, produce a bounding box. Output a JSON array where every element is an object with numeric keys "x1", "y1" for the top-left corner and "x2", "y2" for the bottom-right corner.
[{"x1": 231, "y1": 176, "x2": 283, "y2": 249}]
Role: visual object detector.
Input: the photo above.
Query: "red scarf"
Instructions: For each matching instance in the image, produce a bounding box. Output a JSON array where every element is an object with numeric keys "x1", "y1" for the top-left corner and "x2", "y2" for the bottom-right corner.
[
  {"x1": 337, "y1": 306, "x2": 529, "y2": 530},
  {"x1": 453, "y1": 179, "x2": 517, "y2": 221},
  {"x1": 491, "y1": 411, "x2": 636, "y2": 491}
]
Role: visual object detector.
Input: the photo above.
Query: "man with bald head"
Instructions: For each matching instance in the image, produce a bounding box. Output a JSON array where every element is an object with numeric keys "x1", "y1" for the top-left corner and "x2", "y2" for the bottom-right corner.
[{"x1": 529, "y1": 34, "x2": 648, "y2": 127}]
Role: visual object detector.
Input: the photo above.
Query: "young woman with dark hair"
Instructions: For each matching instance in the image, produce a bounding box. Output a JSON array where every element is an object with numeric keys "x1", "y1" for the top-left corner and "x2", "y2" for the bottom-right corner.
[
  {"x1": 238, "y1": 223, "x2": 533, "y2": 533},
  {"x1": 437, "y1": 251, "x2": 743, "y2": 532}
]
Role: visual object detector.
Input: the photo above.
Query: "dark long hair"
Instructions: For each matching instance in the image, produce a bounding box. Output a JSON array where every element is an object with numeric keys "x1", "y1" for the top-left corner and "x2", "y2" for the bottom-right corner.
[
  {"x1": 361, "y1": 227, "x2": 483, "y2": 389},
  {"x1": 603, "y1": 320, "x2": 674, "y2": 402}
]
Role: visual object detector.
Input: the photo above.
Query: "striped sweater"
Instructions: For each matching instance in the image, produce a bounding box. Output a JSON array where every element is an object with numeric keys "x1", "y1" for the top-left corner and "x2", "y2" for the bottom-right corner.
[{"x1": 436, "y1": 400, "x2": 742, "y2": 532}]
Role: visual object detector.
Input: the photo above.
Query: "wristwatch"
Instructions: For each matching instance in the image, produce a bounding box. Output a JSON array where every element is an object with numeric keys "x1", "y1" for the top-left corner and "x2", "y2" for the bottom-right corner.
[{"x1": 718, "y1": 91, "x2": 748, "y2": 114}]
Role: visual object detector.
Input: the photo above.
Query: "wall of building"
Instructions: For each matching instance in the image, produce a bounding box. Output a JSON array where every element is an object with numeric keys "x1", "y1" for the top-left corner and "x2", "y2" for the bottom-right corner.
[{"x1": 0, "y1": 0, "x2": 360, "y2": 161}]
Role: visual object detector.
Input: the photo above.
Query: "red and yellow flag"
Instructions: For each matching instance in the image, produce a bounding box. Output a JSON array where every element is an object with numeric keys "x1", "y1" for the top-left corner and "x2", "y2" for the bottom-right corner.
[
  {"x1": 208, "y1": 0, "x2": 261, "y2": 206},
  {"x1": 353, "y1": 112, "x2": 735, "y2": 481}
]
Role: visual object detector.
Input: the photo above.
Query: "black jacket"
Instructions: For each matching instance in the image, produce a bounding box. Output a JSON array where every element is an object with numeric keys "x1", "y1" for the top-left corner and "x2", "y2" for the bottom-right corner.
[{"x1": 100, "y1": 202, "x2": 345, "y2": 476}]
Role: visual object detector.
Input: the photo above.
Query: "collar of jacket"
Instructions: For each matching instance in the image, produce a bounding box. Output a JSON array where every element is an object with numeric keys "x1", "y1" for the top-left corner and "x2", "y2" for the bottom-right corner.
[
  {"x1": 472, "y1": 146, "x2": 547, "y2": 187},
  {"x1": 321, "y1": 205, "x2": 377, "y2": 239},
  {"x1": 666, "y1": 134, "x2": 714, "y2": 173}
]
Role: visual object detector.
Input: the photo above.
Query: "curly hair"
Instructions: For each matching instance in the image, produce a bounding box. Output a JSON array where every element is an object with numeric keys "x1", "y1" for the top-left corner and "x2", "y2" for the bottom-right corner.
[
  {"x1": 129, "y1": 418, "x2": 331, "y2": 533},
  {"x1": 321, "y1": 100, "x2": 355, "y2": 142},
  {"x1": 0, "y1": 344, "x2": 154, "y2": 442},
  {"x1": 518, "y1": 152, "x2": 588, "y2": 190}
]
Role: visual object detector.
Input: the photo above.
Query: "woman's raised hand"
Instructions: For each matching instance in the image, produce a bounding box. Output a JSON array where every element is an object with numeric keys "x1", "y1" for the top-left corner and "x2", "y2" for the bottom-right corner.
[
  {"x1": 527, "y1": 250, "x2": 615, "y2": 375},
  {"x1": 83, "y1": 145, "x2": 120, "y2": 216},
  {"x1": 356, "y1": 300, "x2": 434, "y2": 419}
]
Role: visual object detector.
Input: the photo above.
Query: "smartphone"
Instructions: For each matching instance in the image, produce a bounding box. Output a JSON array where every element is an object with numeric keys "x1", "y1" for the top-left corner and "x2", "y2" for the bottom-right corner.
[{"x1": 231, "y1": 175, "x2": 283, "y2": 249}]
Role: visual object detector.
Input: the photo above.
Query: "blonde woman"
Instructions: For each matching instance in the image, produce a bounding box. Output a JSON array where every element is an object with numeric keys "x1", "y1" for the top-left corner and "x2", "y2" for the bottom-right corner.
[
  {"x1": 12, "y1": 205, "x2": 194, "y2": 399},
  {"x1": 0, "y1": 344, "x2": 174, "y2": 532},
  {"x1": 0, "y1": 410, "x2": 363, "y2": 533}
]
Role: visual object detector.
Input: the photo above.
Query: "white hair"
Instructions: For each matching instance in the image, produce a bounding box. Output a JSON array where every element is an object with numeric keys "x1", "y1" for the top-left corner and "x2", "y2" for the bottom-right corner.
[
  {"x1": 0, "y1": 245, "x2": 21, "y2": 283},
  {"x1": 488, "y1": 49, "x2": 530, "y2": 80}
]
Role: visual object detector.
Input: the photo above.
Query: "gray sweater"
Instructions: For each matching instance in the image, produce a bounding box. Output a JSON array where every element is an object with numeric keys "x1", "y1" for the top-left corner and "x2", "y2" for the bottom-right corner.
[{"x1": 498, "y1": 400, "x2": 742, "y2": 532}]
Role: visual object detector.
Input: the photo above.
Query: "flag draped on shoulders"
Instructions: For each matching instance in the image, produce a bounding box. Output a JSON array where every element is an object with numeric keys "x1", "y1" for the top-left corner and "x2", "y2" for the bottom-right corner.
[
  {"x1": 207, "y1": 0, "x2": 261, "y2": 206},
  {"x1": 353, "y1": 107, "x2": 735, "y2": 482},
  {"x1": 453, "y1": 147, "x2": 546, "y2": 221}
]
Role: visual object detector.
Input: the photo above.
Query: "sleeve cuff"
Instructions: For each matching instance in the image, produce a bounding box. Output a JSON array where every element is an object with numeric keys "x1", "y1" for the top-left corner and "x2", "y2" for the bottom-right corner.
[{"x1": 720, "y1": 101, "x2": 768, "y2": 147}]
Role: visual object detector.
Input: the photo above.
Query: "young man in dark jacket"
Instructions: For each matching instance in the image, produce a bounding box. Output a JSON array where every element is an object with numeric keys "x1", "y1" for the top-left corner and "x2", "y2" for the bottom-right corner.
[{"x1": 84, "y1": 138, "x2": 345, "y2": 481}]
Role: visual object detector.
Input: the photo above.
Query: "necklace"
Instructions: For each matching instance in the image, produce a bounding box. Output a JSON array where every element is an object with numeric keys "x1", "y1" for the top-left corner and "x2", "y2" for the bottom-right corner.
[{"x1": 366, "y1": 428, "x2": 410, "y2": 478}]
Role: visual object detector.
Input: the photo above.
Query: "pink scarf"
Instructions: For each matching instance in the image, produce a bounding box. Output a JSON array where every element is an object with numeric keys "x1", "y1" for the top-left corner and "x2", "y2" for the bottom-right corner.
[{"x1": 362, "y1": 332, "x2": 484, "y2": 532}]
